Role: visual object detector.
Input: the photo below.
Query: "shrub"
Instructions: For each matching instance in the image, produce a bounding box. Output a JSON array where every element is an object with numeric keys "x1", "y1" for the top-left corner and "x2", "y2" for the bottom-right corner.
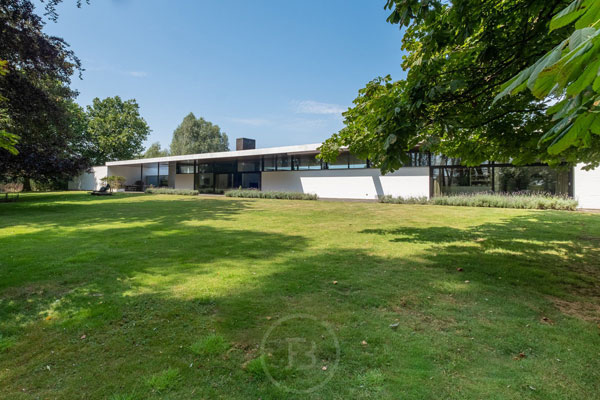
[
  {"x1": 431, "y1": 193, "x2": 577, "y2": 211},
  {"x1": 224, "y1": 189, "x2": 317, "y2": 200},
  {"x1": 145, "y1": 188, "x2": 199, "y2": 195},
  {"x1": 101, "y1": 176, "x2": 127, "y2": 190},
  {"x1": 379, "y1": 193, "x2": 577, "y2": 210},
  {"x1": 198, "y1": 188, "x2": 225, "y2": 194},
  {"x1": 378, "y1": 195, "x2": 429, "y2": 204},
  {"x1": 0, "y1": 182, "x2": 23, "y2": 193}
]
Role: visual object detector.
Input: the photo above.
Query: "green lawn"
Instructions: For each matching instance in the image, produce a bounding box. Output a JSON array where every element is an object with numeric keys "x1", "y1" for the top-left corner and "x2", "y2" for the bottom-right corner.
[{"x1": 1, "y1": 192, "x2": 599, "y2": 399}]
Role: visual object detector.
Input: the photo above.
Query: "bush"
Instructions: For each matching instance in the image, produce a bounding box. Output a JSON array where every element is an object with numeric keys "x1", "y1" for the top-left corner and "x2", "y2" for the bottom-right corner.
[
  {"x1": 379, "y1": 193, "x2": 577, "y2": 210},
  {"x1": 198, "y1": 188, "x2": 225, "y2": 194},
  {"x1": 0, "y1": 182, "x2": 23, "y2": 193},
  {"x1": 101, "y1": 175, "x2": 127, "y2": 190},
  {"x1": 145, "y1": 188, "x2": 199, "y2": 195},
  {"x1": 224, "y1": 189, "x2": 317, "y2": 200},
  {"x1": 378, "y1": 195, "x2": 429, "y2": 204},
  {"x1": 432, "y1": 193, "x2": 577, "y2": 210}
]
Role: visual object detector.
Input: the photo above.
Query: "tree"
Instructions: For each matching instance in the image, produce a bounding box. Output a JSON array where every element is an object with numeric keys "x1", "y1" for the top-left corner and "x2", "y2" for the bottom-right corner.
[
  {"x1": 170, "y1": 112, "x2": 229, "y2": 155},
  {"x1": 86, "y1": 96, "x2": 150, "y2": 165},
  {"x1": 143, "y1": 142, "x2": 169, "y2": 158},
  {"x1": 100, "y1": 175, "x2": 126, "y2": 192},
  {"x1": 496, "y1": 0, "x2": 600, "y2": 166},
  {"x1": 0, "y1": 59, "x2": 18, "y2": 155},
  {"x1": 320, "y1": 1, "x2": 597, "y2": 173},
  {"x1": 0, "y1": 0, "x2": 95, "y2": 187}
]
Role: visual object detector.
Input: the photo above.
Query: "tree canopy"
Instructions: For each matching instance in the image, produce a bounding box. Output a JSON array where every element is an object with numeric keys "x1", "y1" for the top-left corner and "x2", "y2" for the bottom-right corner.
[
  {"x1": 0, "y1": 0, "x2": 91, "y2": 183},
  {"x1": 143, "y1": 142, "x2": 169, "y2": 158},
  {"x1": 496, "y1": 0, "x2": 600, "y2": 165},
  {"x1": 170, "y1": 112, "x2": 229, "y2": 156},
  {"x1": 320, "y1": 0, "x2": 600, "y2": 173},
  {"x1": 85, "y1": 96, "x2": 150, "y2": 165}
]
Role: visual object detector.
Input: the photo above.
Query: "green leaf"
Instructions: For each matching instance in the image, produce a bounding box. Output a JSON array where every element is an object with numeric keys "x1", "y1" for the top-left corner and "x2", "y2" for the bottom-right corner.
[
  {"x1": 547, "y1": 98, "x2": 568, "y2": 116},
  {"x1": 548, "y1": 112, "x2": 595, "y2": 154},
  {"x1": 575, "y1": 1, "x2": 600, "y2": 29},
  {"x1": 568, "y1": 27, "x2": 597, "y2": 51},
  {"x1": 550, "y1": 1, "x2": 585, "y2": 32},
  {"x1": 567, "y1": 57, "x2": 600, "y2": 95},
  {"x1": 493, "y1": 65, "x2": 534, "y2": 102},
  {"x1": 532, "y1": 69, "x2": 560, "y2": 98},
  {"x1": 540, "y1": 115, "x2": 572, "y2": 143},
  {"x1": 527, "y1": 40, "x2": 567, "y2": 91}
]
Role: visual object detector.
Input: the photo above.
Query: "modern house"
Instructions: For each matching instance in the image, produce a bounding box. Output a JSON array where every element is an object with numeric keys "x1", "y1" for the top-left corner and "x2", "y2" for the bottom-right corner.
[{"x1": 69, "y1": 138, "x2": 600, "y2": 209}]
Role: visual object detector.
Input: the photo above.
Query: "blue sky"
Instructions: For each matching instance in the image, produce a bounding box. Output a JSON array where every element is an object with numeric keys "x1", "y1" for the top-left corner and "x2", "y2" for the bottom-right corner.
[{"x1": 41, "y1": 0, "x2": 406, "y2": 150}]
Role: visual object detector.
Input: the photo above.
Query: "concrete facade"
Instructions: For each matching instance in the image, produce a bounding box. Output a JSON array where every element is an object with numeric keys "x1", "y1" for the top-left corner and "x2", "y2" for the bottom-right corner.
[
  {"x1": 262, "y1": 167, "x2": 429, "y2": 200},
  {"x1": 67, "y1": 166, "x2": 107, "y2": 191},
  {"x1": 574, "y1": 164, "x2": 600, "y2": 209}
]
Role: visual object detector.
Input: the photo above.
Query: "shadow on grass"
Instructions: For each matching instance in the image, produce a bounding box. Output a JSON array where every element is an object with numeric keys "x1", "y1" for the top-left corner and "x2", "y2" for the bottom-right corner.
[{"x1": 1, "y1": 199, "x2": 600, "y2": 398}]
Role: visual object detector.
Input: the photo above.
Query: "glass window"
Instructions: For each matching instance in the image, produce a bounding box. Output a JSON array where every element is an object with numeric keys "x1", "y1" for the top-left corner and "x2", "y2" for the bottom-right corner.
[
  {"x1": 293, "y1": 154, "x2": 321, "y2": 170},
  {"x1": 406, "y1": 152, "x2": 430, "y2": 167},
  {"x1": 238, "y1": 158, "x2": 261, "y2": 172},
  {"x1": 242, "y1": 172, "x2": 261, "y2": 189},
  {"x1": 431, "y1": 154, "x2": 461, "y2": 166},
  {"x1": 277, "y1": 155, "x2": 292, "y2": 171},
  {"x1": 348, "y1": 153, "x2": 367, "y2": 169},
  {"x1": 326, "y1": 153, "x2": 348, "y2": 169},
  {"x1": 263, "y1": 155, "x2": 277, "y2": 171},
  {"x1": 494, "y1": 166, "x2": 569, "y2": 195},
  {"x1": 176, "y1": 162, "x2": 194, "y2": 174},
  {"x1": 196, "y1": 173, "x2": 214, "y2": 189},
  {"x1": 213, "y1": 161, "x2": 235, "y2": 174},
  {"x1": 432, "y1": 166, "x2": 492, "y2": 196},
  {"x1": 197, "y1": 163, "x2": 213, "y2": 173}
]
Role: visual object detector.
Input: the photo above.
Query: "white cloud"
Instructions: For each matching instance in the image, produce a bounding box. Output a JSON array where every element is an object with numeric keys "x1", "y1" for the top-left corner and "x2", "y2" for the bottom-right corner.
[{"x1": 294, "y1": 100, "x2": 346, "y2": 115}]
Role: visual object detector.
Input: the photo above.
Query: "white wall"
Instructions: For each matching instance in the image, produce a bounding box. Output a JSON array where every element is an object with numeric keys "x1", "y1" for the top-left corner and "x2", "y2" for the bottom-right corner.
[
  {"x1": 68, "y1": 166, "x2": 108, "y2": 191},
  {"x1": 261, "y1": 168, "x2": 430, "y2": 200},
  {"x1": 175, "y1": 174, "x2": 194, "y2": 190},
  {"x1": 107, "y1": 165, "x2": 142, "y2": 185},
  {"x1": 574, "y1": 164, "x2": 600, "y2": 209}
]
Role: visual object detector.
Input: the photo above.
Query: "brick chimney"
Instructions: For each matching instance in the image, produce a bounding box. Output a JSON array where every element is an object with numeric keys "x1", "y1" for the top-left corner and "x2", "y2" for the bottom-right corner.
[{"x1": 236, "y1": 138, "x2": 256, "y2": 150}]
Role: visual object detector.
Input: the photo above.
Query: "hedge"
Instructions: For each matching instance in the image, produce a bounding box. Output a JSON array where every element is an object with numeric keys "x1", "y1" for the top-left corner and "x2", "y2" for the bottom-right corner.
[
  {"x1": 145, "y1": 188, "x2": 199, "y2": 196},
  {"x1": 380, "y1": 193, "x2": 578, "y2": 211},
  {"x1": 224, "y1": 189, "x2": 317, "y2": 200}
]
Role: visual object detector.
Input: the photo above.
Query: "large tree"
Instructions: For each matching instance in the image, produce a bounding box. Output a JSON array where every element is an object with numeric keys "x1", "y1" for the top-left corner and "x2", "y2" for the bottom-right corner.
[
  {"x1": 320, "y1": 0, "x2": 600, "y2": 172},
  {"x1": 0, "y1": 0, "x2": 92, "y2": 185},
  {"x1": 170, "y1": 112, "x2": 229, "y2": 156},
  {"x1": 496, "y1": 0, "x2": 600, "y2": 164},
  {"x1": 143, "y1": 141, "x2": 169, "y2": 158},
  {"x1": 85, "y1": 96, "x2": 150, "y2": 165}
]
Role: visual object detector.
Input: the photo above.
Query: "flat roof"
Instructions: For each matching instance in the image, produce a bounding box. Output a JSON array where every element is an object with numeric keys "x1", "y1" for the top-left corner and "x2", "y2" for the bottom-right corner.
[{"x1": 105, "y1": 143, "x2": 325, "y2": 166}]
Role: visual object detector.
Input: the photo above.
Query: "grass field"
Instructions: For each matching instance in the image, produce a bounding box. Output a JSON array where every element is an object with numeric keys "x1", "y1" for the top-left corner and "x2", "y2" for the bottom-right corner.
[{"x1": 1, "y1": 192, "x2": 599, "y2": 399}]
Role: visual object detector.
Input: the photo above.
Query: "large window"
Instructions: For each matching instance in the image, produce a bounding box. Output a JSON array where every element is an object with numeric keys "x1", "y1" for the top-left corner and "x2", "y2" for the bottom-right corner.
[
  {"x1": 432, "y1": 166, "x2": 492, "y2": 196},
  {"x1": 494, "y1": 166, "x2": 569, "y2": 195},
  {"x1": 143, "y1": 163, "x2": 169, "y2": 187},
  {"x1": 293, "y1": 154, "x2": 321, "y2": 170},
  {"x1": 242, "y1": 172, "x2": 261, "y2": 189},
  {"x1": 176, "y1": 162, "x2": 194, "y2": 174},
  {"x1": 326, "y1": 153, "x2": 348, "y2": 169},
  {"x1": 238, "y1": 158, "x2": 261, "y2": 172},
  {"x1": 276, "y1": 155, "x2": 292, "y2": 171},
  {"x1": 263, "y1": 155, "x2": 277, "y2": 171},
  {"x1": 407, "y1": 151, "x2": 429, "y2": 167},
  {"x1": 348, "y1": 153, "x2": 367, "y2": 169},
  {"x1": 432, "y1": 165, "x2": 571, "y2": 197}
]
